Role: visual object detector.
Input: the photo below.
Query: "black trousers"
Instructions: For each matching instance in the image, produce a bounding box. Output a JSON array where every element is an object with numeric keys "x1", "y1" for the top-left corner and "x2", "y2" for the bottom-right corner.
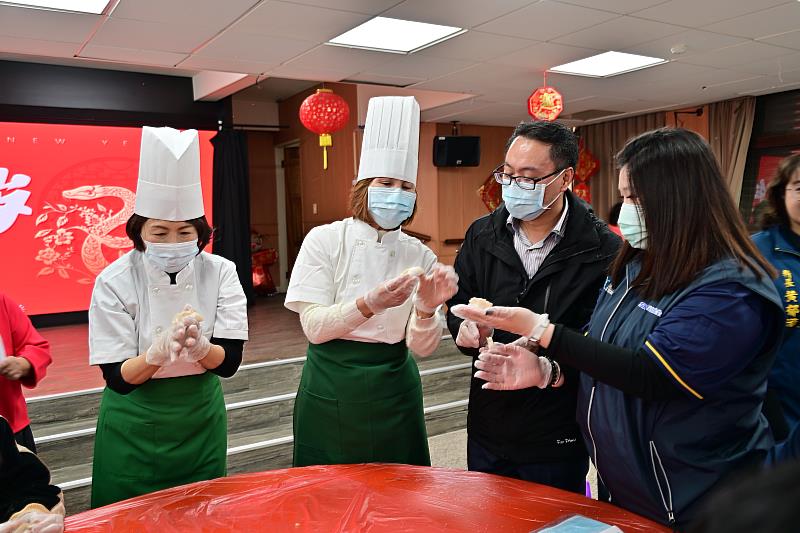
[
  {"x1": 467, "y1": 436, "x2": 588, "y2": 495},
  {"x1": 14, "y1": 425, "x2": 36, "y2": 453}
]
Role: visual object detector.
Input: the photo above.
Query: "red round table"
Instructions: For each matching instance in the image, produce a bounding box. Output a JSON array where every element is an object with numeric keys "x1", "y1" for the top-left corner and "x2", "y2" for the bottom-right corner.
[{"x1": 65, "y1": 465, "x2": 669, "y2": 532}]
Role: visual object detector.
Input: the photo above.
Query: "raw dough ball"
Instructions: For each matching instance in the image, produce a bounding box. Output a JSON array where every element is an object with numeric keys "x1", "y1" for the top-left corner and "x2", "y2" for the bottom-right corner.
[
  {"x1": 402, "y1": 266, "x2": 425, "y2": 277},
  {"x1": 173, "y1": 308, "x2": 204, "y2": 325},
  {"x1": 468, "y1": 297, "x2": 493, "y2": 310}
]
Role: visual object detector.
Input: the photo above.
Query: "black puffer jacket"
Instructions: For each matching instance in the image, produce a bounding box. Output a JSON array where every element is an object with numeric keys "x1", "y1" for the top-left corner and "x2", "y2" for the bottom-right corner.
[{"x1": 446, "y1": 191, "x2": 621, "y2": 462}]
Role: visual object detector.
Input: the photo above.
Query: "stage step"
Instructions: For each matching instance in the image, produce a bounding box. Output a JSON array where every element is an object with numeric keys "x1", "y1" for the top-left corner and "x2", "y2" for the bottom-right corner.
[
  {"x1": 27, "y1": 338, "x2": 466, "y2": 426},
  {"x1": 29, "y1": 337, "x2": 472, "y2": 515},
  {"x1": 35, "y1": 357, "x2": 471, "y2": 474}
]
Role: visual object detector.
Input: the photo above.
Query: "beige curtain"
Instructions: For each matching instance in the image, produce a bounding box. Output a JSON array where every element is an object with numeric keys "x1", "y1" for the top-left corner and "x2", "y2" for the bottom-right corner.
[
  {"x1": 708, "y1": 96, "x2": 756, "y2": 205},
  {"x1": 578, "y1": 112, "x2": 665, "y2": 224}
]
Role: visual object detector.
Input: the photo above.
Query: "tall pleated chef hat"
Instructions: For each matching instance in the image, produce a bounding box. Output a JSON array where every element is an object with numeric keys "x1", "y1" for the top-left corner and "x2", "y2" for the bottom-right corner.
[
  {"x1": 356, "y1": 96, "x2": 420, "y2": 185},
  {"x1": 134, "y1": 126, "x2": 204, "y2": 221}
]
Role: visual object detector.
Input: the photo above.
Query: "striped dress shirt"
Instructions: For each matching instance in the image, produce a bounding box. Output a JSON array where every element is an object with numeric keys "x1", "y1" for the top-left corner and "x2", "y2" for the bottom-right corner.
[{"x1": 507, "y1": 200, "x2": 569, "y2": 279}]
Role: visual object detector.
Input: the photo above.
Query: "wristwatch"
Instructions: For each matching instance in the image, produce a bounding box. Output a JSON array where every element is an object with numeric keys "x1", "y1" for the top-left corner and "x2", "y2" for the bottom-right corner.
[{"x1": 547, "y1": 358, "x2": 561, "y2": 388}]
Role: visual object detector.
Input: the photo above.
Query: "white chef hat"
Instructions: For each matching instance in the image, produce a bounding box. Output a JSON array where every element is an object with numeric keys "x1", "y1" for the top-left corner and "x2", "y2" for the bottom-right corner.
[
  {"x1": 134, "y1": 126, "x2": 204, "y2": 221},
  {"x1": 356, "y1": 96, "x2": 420, "y2": 185}
]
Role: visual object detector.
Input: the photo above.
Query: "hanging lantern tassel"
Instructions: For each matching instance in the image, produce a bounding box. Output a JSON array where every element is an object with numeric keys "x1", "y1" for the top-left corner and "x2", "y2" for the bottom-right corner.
[
  {"x1": 298, "y1": 88, "x2": 350, "y2": 172},
  {"x1": 319, "y1": 133, "x2": 332, "y2": 170}
]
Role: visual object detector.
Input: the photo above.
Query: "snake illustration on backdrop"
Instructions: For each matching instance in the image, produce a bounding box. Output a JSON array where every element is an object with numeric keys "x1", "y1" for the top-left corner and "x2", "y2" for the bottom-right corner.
[{"x1": 62, "y1": 185, "x2": 135, "y2": 274}]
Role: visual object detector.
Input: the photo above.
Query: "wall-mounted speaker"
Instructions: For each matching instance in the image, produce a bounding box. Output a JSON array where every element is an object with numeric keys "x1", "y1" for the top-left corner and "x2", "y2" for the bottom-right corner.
[{"x1": 433, "y1": 136, "x2": 480, "y2": 167}]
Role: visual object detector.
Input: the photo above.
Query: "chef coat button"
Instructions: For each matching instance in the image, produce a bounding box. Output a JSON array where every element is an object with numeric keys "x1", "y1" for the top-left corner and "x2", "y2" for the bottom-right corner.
[
  {"x1": 185, "y1": 284, "x2": 193, "y2": 290},
  {"x1": 389, "y1": 251, "x2": 396, "y2": 257},
  {"x1": 352, "y1": 276, "x2": 360, "y2": 284},
  {"x1": 377, "y1": 325, "x2": 384, "y2": 330},
  {"x1": 153, "y1": 287, "x2": 160, "y2": 294},
  {"x1": 155, "y1": 326, "x2": 163, "y2": 334}
]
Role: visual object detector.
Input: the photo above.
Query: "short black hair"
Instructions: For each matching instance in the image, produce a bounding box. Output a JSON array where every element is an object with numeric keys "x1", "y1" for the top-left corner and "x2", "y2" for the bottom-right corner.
[
  {"x1": 125, "y1": 214, "x2": 213, "y2": 252},
  {"x1": 505, "y1": 121, "x2": 579, "y2": 169}
]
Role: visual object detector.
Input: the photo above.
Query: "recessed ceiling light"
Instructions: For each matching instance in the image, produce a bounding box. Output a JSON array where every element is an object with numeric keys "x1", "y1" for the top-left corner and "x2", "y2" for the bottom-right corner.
[
  {"x1": 0, "y1": 0, "x2": 112, "y2": 14},
  {"x1": 327, "y1": 16, "x2": 465, "y2": 54},
  {"x1": 549, "y1": 51, "x2": 667, "y2": 78}
]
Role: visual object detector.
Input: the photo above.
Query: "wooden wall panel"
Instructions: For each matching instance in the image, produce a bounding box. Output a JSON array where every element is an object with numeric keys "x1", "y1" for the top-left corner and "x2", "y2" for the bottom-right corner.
[
  {"x1": 665, "y1": 105, "x2": 709, "y2": 140},
  {"x1": 278, "y1": 82, "x2": 359, "y2": 234},
  {"x1": 434, "y1": 123, "x2": 514, "y2": 265},
  {"x1": 404, "y1": 122, "x2": 440, "y2": 257}
]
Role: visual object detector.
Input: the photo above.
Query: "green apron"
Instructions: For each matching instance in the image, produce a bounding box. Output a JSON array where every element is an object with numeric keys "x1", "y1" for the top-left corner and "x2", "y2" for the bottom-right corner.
[
  {"x1": 293, "y1": 339, "x2": 430, "y2": 467},
  {"x1": 91, "y1": 372, "x2": 227, "y2": 508}
]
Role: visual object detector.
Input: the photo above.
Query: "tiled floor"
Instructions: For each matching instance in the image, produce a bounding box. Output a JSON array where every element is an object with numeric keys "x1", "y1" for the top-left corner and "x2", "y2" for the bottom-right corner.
[{"x1": 25, "y1": 295, "x2": 305, "y2": 398}]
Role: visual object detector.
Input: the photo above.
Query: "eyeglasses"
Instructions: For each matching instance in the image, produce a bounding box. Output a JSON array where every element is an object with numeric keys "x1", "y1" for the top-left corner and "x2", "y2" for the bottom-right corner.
[{"x1": 492, "y1": 165, "x2": 567, "y2": 191}]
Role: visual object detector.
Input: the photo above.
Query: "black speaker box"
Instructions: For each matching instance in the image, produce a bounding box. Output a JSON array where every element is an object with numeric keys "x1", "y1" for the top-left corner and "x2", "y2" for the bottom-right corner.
[{"x1": 433, "y1": 136, "x2": 481, "y2": 167}]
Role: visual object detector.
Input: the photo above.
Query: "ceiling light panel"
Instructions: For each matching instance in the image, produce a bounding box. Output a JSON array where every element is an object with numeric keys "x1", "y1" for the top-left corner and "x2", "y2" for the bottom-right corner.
[
  {"x1": 549, "y1": 51, "x2": 667, "y2": 77},
  {"x1": 327, "y1": 16, "x2": 465, "y2": 54},
  {"x1": 0, "y1": 0, "x2": 111, "y2": 14}
]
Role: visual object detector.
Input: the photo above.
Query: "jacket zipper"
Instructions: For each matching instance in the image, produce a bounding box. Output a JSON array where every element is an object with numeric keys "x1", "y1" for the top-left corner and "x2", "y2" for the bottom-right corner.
[
  {"x1": 586, "y1": 385, "x2": 611, "y2": 501},
  {"x1": 543, "y1": 283, "x2": 551, "y2": 313},
  {"x1": 588, "y1": 267, "x2": 632, "y2": 503},
  {"x1": 649, "y1": 441, "x2": 677, "y2": 525}
]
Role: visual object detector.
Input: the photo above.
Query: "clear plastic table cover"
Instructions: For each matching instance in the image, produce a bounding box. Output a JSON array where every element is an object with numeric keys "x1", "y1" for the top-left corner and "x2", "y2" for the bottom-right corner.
[{"x1": 65, "y1": 465, "x2": 669, "y2": 532}]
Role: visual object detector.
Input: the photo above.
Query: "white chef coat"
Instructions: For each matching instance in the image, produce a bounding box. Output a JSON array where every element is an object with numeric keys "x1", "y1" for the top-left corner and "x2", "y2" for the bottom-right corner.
[
  {"x1": 89, "y1": 250, "x2": 248, "y2": 379},
  {"x1": 285, "y1": 217, "x2": 437, "y2": 344}
]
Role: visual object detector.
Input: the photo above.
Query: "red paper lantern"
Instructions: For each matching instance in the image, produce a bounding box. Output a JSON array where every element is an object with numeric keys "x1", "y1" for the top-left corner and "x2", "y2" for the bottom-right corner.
[
  {"x1": 299, "y1": 89, "x2": 350, "y2": 170},
  {"x1": 528, "y1": 87, "x2": 563, "y2": 121}
]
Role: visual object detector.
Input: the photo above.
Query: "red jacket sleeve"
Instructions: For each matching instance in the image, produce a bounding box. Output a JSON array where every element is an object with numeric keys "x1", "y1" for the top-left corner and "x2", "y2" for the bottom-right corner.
[{"x1": 2, "y1": 295, "x2": 51, "y2": 388}]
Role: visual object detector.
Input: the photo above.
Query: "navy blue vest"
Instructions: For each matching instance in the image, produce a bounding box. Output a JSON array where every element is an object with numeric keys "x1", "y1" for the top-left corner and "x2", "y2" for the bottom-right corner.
[{"x1": 578, "y1": 258, "x2": 783, "y2": 527}]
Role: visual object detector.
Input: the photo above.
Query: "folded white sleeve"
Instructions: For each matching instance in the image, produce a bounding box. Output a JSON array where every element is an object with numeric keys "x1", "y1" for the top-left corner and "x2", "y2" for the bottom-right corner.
[
  {"x1": 297, "y1": 301, "x2": 370, "y2": 345},
  {"x1": 406, "y1": 307, "x2": 444, "y2": 357}
]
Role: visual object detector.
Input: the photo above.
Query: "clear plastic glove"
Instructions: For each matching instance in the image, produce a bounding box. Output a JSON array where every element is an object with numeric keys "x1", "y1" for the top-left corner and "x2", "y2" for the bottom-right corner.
[
  {"x1": 179, "y1": 320, "x2": 212, "y2": 363},
  {"x1": 363, "y1": 273, "x2": 418, "y2": 315},
  {"x1": 145, "y1": 319, "x2": 187, "y2": 366},
  {"x1": 474, "y1": 342, "x2": 552, "y2": 390},
  {"x1": 510, "y1": 335, "x2": 540, "y2": 352},
  {"x1": 450, "y1": 304, "x2": 549, "y2": 340},
  {"x1": 0, "y1": 511, "x2": 64, "y2": 533},
  {"x1": 413, "y1": 264, "x2": 459, "y2": 314},
  {"x1": 455, "y1": 319, "x2": 493, "y2": 349}
]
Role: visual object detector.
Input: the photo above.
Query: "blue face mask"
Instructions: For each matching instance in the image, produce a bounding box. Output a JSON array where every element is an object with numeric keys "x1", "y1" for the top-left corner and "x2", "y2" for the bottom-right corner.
[
  {"x1": 617, "y1": 202, "x2": 647, "y2": 249},
  {"x1": 501, "y1": 171, "x2": 564, "y2": 221},
  {"x1": 367, "y1": 187, "x2": 416, "y2": 230}
]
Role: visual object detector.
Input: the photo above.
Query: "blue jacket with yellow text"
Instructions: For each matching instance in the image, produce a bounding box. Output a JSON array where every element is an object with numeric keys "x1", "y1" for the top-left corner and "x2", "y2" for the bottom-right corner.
[{"x1": 753, "y1": 225, "x2": 800, "y2": 430}]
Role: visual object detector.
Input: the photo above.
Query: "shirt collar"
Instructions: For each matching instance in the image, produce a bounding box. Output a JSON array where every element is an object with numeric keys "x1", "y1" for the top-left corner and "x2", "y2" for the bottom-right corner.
[
  {"x1": 141, "y1": 250, "x2": 197, "y2": 284},
  {"x1": 506, "y1": 196, "x2": 570, "y2": 239},
  {"x1": 350, "y1": 217, "x2": 403, "y2": 245}
]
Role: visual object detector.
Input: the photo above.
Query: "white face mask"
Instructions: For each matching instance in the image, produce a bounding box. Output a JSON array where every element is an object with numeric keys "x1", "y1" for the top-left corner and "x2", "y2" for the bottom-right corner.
[{"x1": 144, "y1": 240, "x2": 199, "y2": 273}]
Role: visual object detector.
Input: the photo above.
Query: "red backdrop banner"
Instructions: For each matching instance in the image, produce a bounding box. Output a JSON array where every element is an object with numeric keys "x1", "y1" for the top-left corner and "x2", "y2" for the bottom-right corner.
[{"x1": 0, "y1": 123, "x2": 214, "y2": 315}]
